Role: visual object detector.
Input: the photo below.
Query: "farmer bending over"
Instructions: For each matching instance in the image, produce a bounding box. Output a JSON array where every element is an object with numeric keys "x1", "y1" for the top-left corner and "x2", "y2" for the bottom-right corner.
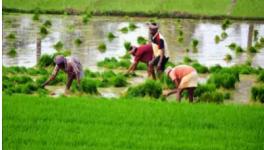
[
  {"x1": 126, "y1": 44, "x2": 155, "y2": 78},
  {"x1": 148, "y1": 22, "x2": 169, "y2": 79},
  {"x1": 163, "y1": 65, "x2": 198, "y2": 102},
  {"x1": 42, "y1": 55, "x2": 83, "y2": 93}
]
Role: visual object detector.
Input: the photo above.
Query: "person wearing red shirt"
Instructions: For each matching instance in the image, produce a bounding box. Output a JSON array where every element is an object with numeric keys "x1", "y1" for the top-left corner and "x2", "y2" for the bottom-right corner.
[{"x1": 126, "y1": 44, "x2": 155, "y2": 78}]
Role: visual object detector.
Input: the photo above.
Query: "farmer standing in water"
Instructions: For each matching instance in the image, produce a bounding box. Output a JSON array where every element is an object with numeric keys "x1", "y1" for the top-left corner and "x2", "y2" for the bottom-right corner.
[
  {"x1": 163, "y1": 65, "x2": 198, "y2": 102},
  {"x1": 148, "y1": 22, "x2": 169, "y2": 79},
  {"x1": 42, "y1": 55, "x2": 83, "y2": 94},
  {"x1": 126, "y1": 44, "x2": 155, "y2": 78}
]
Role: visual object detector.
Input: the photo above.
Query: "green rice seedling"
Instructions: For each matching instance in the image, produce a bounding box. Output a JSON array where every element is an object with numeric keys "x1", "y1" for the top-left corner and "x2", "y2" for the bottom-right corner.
[
  {"x1": 37, "y1": 88, "x2": 49, "y2": 96},
  {"x1": 43, "y1": 20, "x2": 52, "y2": 28},
  {"x1": 208, "y1": 73, "x2": 237, "y2": 89},
  {"x1": 7, "y1": 48, "x2": 17, "y2": 57},
  {"x1": 198, "y1": 91, "x2": 224, "y2": 104},
  {"x1": 258, "y1": 71, "x2": 264, "y2": 82},
  {"x1": 98, "y1": 42, "x2": 107, "y2": 53},
  {"x1": 251, "y1": 85, "x2": 264, "y2": 103},
  {"x1": 113, "y1": 74, "x2": 127, "y2": 87},
  {"x1": 120, "y1": 52, "x2": 131, "y2": 59},
  {"x1": 165, "y1": 61, "x2": 175, "y2": 68},
  {"x1": 54, "y1": 50, "x2": 71, "y2": 57},
  {"x1": 235, "y1": 46, "x2": 244, "y2": 53},
  {"x1": 177, "y1": 36, "x2": 184, "y2": 43},
  {"x1": 260, "y1": 37, "x2": 264, "y2": 44},
  {"x1": 221, "y1": 32, "x2": 228, "y2": 40},
  {"x1": 209, "y1": 67, "x2": 240, "y2": 81},
  {"x1": 185, "y1": 48, "x2": 190, "y2": 52},
  {"x1": 160, "y1": 74, "x2": 175, "y2": 89},
  {"x1": 191, "y1": 62, "x2": 208, "y2": 73},
  {"x1": 178, "y1": 30, "x2": 184, "y2": 36},
  {"x1": 97, "y1": 57, "x2": 118, "y2": 69},
  {"x1": 254, "y1": 42, "x2": 263, "y2": 50},
  {"x1": 223, "y1": 92, "x2": 231, "y2": 100},
  {"x1": 97, "y1": 57, "x2": 118, "y2": 68},
  {"x1": 21, "y1": 83, "x2": 38, "y2": 94},
  {"x1": 124, "y1": 41, "x2": 131, "y2": 51},
  {"x1": 84, "y1": 69, "x2": 100, "y2": 78},
  {"x1": 128, "y1": 22, "x2": 138, "y2": 31},
  {"x1": 6, "y1": 33, "x2": 16, "y2": 40},
  {"x1": 224, "y1": 54, "x2": 232, "y2": 62},
  {"x1": 11, "y1": 75, "x2": 33, "y2": 84},
  {"x1": 82, "y1": 12, "x2": 92, "y2": 24},
  {"x1": 183, "y1": 56, "x2": 193, "y2": 64},
  {"x1": 74, "y1": 38, "x2": 82, "y2": 46},
  {"x1": 120, "y1": 27, "x2": 129, "y2": 33},
  {"x1": 107, "y1": 32, "x2": 116, "y2": 41},
  {"x1": 38, "y1": 54, "x2": 54, "y2": 67},
  {"x1": 253, "y1": 30, "x2": 259, "y2": 41},
  {"x1": 80, "y1": 78, "x2": 98, "y2": 94},
  {"x1": 32, "y1": 13, "x2": 39, "y2": 21},
  {"x1": 137, "y1": 62, "x2": 148, "y2": 70},
  {"x1": 248, "y1": 46, "x2": 258, "y2": 53},
  {"x1": 39, "y1": 26, "x2": 48, "y2": 36},
  {"x1": 194, "y1": 83, "x2": 217, "y2": 97},
  {"x1": 221, "y1": 19, "x2": 231, "y2": 30},
  {"x1": 3, "y1": 66, "x2": 28, "y2": 74},
  {"x1": 191, "y1": 39, "x2": 199, "y2": 48},
  {"x1": 214, "y1": 35, "x2": 220, "y2": 44},
  {"x1": 119, "y1": 59, "x2": 131, "y2": 68},
  {"x1": 53, "y1": 41, "x2": 64, "y2": 50},
  {"x1": 137, "y1": 36, "x2": 147, "y2": 45},
  {"x1": 126, "y1": 79, "x2": 162, "y2": 98},
  {"x1": 228, "y1": 43, "x2": 237, "y2": 50}
]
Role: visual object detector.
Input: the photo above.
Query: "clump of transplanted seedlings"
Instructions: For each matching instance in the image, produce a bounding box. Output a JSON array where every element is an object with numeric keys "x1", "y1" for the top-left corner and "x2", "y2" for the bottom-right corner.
[
  {"x1": 7, "y1": 48, "x2": 17, "y2": 57},
  {"x1": 124, "y1": 41, "x2": 131, "y2": 51},
  {"x1": 43, "y1": 20, "x2": 52, "y2": 28},
  {"x1": 137, "y1": 36, "x2": 148, "y2": 45},
  {"x1": 53, "y1": 41, "x2": 64, "y2": 50},
  {"x1": 98, "y1": 42, "x2": 107, "y2": 53},
  {"x1": 221, "y1": 19, "x2": 231, "y2": 30},
  {"x1": 120, "y1": 27, "x2": 129, "y2": 33},
  {"x1": 224, "y1": 54, "x2": 232, "y2": 62},
  {"x1": 191, "y1": 39, "x2": 199, "y2": 53},
  {"x1": 6, "y1": 33, "x2": 16, "y2": 40},
  {"x1": 107, "y1": 32, "x2": 116, "y2": 41},
  {"x1": 74, "y1": 38, "x2": 83, "y2": 46},
  {"x1": 128, "y1": 22, "x2": 138, "y2": 31}
]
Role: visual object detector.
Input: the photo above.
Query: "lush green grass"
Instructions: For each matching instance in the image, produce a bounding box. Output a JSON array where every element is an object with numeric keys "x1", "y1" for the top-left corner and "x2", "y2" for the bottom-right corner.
[
  {"x1": 232, "y1": 0, "x2": 264, "y2": 17},
  {"x1": 3, "y1": 94, "x2": 264, "y2": 150},
  {"x1": 3, "y1": 0, "x2": 264, "y2": 18}
]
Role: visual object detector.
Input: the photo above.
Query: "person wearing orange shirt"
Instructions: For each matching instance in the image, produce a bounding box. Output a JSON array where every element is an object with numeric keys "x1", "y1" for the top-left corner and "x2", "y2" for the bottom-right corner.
[{"x1": 163, "y1": 65, "x2": 198, "y2": 102}]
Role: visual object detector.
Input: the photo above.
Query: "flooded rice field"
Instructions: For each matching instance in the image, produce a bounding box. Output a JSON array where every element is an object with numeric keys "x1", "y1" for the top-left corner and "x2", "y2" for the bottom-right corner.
[
  {"x1": 2, "y1": 13, "x2": 264, "y2": 102},
  {"x1": 3, "y1": 13, "x2": 264, "y2": 69}
]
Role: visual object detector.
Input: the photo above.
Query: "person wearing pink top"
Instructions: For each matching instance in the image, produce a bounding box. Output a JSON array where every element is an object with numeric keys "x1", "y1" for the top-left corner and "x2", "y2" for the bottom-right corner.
[
  {"x1": 42, "y1": 55, "x2": 83, "y2": 94},
  {"x1": 163, "y1": 65, "x2": 198, "y2": 102}
]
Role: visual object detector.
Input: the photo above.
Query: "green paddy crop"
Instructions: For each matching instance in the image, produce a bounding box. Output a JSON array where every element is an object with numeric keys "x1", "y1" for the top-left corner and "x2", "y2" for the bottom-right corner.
[{"x1": 3, "y1": 94, "x2": 264, "y2": 150}]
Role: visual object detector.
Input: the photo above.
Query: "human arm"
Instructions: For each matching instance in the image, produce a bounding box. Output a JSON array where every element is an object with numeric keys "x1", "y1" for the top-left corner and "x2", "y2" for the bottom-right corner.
[
  {"x1": 163, "y1": 79, "x2": 179, "y2": 97},
  {"x1": 126, "y1": 61, "x2": 139, "y2": 75},
  {"x1": 42, "y1": 65, "x2": 59, "y2": 87}
]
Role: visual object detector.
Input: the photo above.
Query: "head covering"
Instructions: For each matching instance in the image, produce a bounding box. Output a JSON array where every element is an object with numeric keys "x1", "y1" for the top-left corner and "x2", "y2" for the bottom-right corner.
[
  {"x1": 147, "y1": 22, "x2": 159, "y2": 32},
  {"x1": 54, "y1": 55, "x2": 67, "y2": 70},
  {"x1": 165, "y1": 66, "x2": 173, "y2": 76}
]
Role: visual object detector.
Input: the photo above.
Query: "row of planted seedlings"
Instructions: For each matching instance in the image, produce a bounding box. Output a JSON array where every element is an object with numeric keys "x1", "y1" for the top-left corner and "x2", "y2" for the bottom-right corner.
[
  {"x1": 2, "y1": 50, "x2": 132, "y2": 96},
  {"x1": 121, "y1": 55, "x2": 264, "y2": 104}
]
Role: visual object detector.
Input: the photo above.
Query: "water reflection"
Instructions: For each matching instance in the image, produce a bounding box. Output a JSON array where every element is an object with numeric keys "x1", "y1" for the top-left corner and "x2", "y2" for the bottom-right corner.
[{"x1": 2, "y1": 14, "x2": 264, "y2": 68}]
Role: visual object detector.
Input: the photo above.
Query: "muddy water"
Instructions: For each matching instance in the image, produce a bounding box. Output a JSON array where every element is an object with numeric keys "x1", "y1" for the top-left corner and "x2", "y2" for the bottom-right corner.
[
  {"x1": 3, "y1": 13, "x2": 264, "y2": 69},
  {"x1": 3, "y1": 13, "x2": 264, "y2": 101}
]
